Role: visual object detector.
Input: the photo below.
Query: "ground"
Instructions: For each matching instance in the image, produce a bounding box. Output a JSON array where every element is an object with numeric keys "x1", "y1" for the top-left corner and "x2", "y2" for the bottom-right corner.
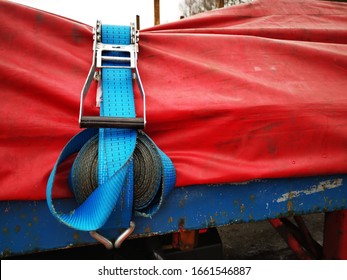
[{"x1": 218, "y1": 213, "x2": 324, "y2": 259}]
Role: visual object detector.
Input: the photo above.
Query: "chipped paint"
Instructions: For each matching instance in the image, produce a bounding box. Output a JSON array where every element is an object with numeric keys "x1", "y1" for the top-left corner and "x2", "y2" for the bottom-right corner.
[
  {"x1": 1, "y1": 248, "x2": 11, "y2": 258},
  {"x1": 275, "y1": 179, "x2": 343, "y2": 203},
  {"x1": 209, "y1": 216, "x2": 216, "y2": 227}
]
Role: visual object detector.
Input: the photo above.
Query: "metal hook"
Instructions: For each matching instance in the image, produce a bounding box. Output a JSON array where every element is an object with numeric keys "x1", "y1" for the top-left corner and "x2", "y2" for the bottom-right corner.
[
  {"x1": 89, "y1": 231, "x2": 113, "y2": 250},
  {"x1": 114, "y1": 221, "x2": 135, "y2": 248}
]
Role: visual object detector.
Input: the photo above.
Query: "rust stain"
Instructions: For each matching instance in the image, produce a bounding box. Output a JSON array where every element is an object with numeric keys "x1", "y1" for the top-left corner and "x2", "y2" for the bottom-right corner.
[
  {"x1": 240, "y1": 204, "x2": 245, "y2": 213},
  {"x1": 33, "y1": 216, "x2": 39, "y2": 223},
  {"x1": 2, "y1": 227, "x2": 9, "y2": 234},
  {"x1": 248, "y1": 214, "x2": 254, "y2": 221},
  {"x1": 144, "y1": 227, "x2": 151, "y2": 234},
  {"x1": 179, "y1": 199, "x2": 185, "y2": 208},
  {"x1": 73, "y1": 233, "x2": 80, "y2": 240},
  {"x1": 27, "y1": 222, "x2": 33, "y2": 227},
  {"x1": 250, "y1": 194, "x2": 255, "y2": 201},
  {"x1": 287, "y1": 200, "x2": 293, "y2": 212},
  {"x1": 168, "y1": 216, "x2": 173, "y2": 224},
  {"x1": 14, "y1": 225, "x2": 21, "y2": 233},
  {"x1": 179, "y1": 218, "x2": 185, "y2": 228}
]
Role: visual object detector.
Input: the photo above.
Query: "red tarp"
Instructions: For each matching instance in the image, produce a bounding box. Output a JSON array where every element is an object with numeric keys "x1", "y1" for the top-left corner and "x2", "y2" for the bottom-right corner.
[{"x1": 1, "y1": 0, "x2": 347, "y2": 201}]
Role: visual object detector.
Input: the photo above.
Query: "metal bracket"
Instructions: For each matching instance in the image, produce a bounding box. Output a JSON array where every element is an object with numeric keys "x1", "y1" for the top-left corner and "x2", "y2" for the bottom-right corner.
[{"x1": 79, "y1": 20, "x2": 146, "y2": 129}]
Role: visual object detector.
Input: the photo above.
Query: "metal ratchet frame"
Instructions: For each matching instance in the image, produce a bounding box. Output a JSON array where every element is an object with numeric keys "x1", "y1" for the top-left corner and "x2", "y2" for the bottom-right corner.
[{"x1": 79, "y1": 20, "x2": 146, "y2": 129}]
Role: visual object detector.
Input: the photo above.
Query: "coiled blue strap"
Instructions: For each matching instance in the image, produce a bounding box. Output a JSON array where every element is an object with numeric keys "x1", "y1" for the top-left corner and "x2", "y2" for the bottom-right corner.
[
  {"x1": 46, "y1": 128, "x2": 129, "y2": 230},
  {"x1": 46, "y1": 24, "x2": 176, "y2": 232}
]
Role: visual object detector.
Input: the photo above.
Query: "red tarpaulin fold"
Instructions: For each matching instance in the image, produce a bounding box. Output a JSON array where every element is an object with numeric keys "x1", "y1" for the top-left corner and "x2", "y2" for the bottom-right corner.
[{"x1": 1, "y1": 0, "x2": 347, "y2": 200}]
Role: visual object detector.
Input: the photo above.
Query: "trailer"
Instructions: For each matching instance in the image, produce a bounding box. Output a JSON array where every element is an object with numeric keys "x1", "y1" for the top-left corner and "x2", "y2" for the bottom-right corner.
[{"x1": 1, "y1": 0, "x2": 347, "y2": 259}]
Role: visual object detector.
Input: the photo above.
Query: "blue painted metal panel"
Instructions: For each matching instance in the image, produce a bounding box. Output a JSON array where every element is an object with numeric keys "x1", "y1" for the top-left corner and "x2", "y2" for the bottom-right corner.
[{"x1": 1, "y1": 175, "x2": 346, "y2": 257}]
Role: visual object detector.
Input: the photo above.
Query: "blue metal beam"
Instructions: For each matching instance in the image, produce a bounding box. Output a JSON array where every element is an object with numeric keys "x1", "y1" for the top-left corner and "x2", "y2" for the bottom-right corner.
[{"x1": 1, "y1": 175, "x2": 346, "y2": 257}]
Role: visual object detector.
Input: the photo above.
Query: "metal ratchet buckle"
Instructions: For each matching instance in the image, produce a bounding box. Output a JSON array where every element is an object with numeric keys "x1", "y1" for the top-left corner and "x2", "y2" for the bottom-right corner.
[{"x1": 79, "y1": 20, "x2": 146, "y2": 129}]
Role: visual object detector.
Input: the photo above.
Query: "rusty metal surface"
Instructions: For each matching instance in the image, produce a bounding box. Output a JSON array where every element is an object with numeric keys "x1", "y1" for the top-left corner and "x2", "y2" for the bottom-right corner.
[{"x1": 1, "y1": 175, "x2": 346, "y2": 257}]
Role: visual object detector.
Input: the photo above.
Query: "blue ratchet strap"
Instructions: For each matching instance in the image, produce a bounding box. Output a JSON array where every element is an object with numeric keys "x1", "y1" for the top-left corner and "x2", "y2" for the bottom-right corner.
[
  {"x1": 98, "y1": 24, "x2": 135, "y2": 228},
  {"x1": 46, "y1": 22, "x2": 176, "y2": 233}
]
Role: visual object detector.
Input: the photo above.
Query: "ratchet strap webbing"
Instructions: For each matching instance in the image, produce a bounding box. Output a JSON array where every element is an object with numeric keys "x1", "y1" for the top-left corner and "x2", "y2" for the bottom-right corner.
[
  {"x1": 97, "y1": 25, "x2": 136, "y2": 228},
  {"x1": 46, "y1": 24, "x2": 176, "y2": 231}
]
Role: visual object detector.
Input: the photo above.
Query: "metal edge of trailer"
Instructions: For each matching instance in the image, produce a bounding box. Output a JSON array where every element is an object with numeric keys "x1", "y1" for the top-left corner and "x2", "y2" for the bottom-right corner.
[{"x1": 1, "y1": 174, "x2": 346, "y2": 258}]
